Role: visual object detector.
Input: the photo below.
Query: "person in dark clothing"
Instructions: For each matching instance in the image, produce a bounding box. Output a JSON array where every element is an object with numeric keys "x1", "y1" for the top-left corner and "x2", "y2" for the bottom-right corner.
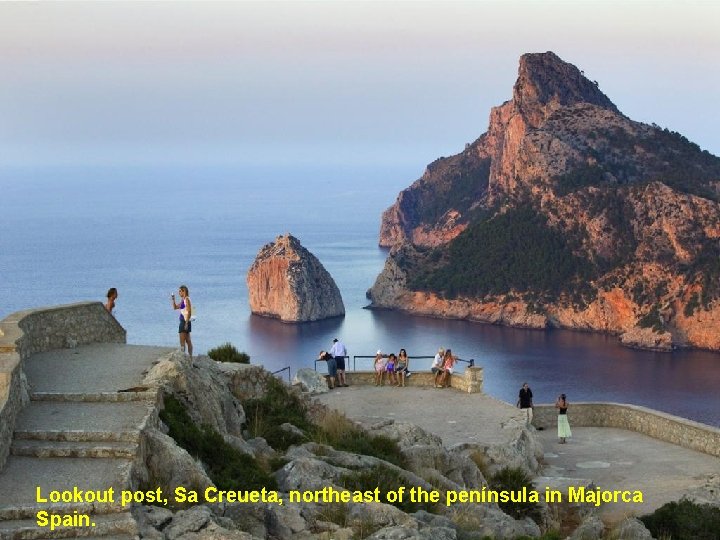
[{"x1": 517, "y1": 382, "x2": 534, "y2": 425}]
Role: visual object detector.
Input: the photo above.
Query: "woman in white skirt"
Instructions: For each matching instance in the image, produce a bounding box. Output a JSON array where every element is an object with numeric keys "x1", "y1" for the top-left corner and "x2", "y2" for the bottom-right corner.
[{"x1": 555, "y1": 393, "x2": 571, "y2": 443}]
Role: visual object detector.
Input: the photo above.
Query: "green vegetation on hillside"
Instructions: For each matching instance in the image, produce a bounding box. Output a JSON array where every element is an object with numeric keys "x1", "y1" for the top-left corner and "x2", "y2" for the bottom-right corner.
[
  {"x1": 207, "y1": 342, "x2": 250, "y2": 363},
  {"x1": 160, "y1": 394, "x2": 277, "y2": 491},
  {"x1": 244, "y1": 377, "x2": 406, "y2": 466},
  {"x1": 407, "y1": 205, "x2": 596, "y2": 303},
  {"x1": 640, "y1": 499, "x2": 720, "y2": 540}
]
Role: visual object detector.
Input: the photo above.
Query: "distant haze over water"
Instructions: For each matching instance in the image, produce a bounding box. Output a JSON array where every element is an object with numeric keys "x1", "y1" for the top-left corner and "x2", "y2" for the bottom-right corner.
[{"x1": 1, "y1": 163, "x2": 719, "y2": 427}]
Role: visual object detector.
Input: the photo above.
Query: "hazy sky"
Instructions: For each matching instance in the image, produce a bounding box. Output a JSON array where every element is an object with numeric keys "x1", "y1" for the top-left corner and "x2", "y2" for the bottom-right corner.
[{"x1": 1, "y1": 1, "x2": 719, "y2": 167}]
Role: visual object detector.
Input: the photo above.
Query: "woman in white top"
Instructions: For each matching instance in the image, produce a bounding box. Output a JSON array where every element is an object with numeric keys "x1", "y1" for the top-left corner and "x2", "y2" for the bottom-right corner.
[{"x1": 171, "y1": 285, "x2": 193, "y2": 359}]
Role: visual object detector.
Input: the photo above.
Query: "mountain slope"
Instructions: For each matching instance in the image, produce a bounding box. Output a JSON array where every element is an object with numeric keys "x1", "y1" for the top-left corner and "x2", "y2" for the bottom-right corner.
[{"x1": 369, "y1": 52, "x2": 720, "y2": 351}]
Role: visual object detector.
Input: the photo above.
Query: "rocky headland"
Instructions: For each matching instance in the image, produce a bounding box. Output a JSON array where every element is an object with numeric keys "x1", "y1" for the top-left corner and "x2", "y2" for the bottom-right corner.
[
  {"x1": 369, "y1": 51, "x2": 720, "y2": 352},
  {"x1": 247, "y1": 234, "x2": 345, "y2": 323}
]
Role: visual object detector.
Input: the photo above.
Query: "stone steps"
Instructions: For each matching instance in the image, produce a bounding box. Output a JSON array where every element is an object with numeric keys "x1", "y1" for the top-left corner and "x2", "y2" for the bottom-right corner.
[
  {"x1": 11, "y1": 440, "x2": 138, "y2": 460},
  {"x1": 13, "y1": 431, "x2": 140, "y2": 444},
  {"x1": 0, "y1": 512, "x2": 138, "y2": 540},
  {"x1": 30, "y1": 392, "x2": 157, "y2": 403}
]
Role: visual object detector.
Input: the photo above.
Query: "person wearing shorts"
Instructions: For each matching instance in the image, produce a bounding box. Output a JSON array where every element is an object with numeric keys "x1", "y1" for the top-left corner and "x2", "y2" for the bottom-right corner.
[
  {"x1": 386, "y1": 353, "x2": 398, "y2": 386},
  {"x1": 171, "y1": 285, "x2": 193, "y2": 359},
  {"x1": 330, "y1": 338, "x2": 348, "y2": 387},
  {"x1": 319, "y1": 350, "x2": 337, "y2": 389}
]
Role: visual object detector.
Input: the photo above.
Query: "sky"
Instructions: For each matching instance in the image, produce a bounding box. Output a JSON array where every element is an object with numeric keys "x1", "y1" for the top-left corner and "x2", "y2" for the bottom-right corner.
[{"x1": 1, "y1": 1, "x2": 719, "y2": 168}]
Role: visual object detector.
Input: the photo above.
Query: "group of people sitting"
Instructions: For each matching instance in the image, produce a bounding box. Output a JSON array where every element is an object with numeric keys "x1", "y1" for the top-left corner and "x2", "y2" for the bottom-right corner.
[
  {"x1": 431, "y1": 348, "x2": 456, "y2": 388},
  {"x1": 318, "y1": 346, "x2": 459, "y2": 389},
  {"x1": 373, "y1": 348, "x2": 410, "y2": 386}
]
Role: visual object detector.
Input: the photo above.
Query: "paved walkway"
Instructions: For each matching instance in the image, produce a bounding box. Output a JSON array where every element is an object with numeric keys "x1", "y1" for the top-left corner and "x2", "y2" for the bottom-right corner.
[
  {"x1": 315, "y1": 385, "x2": 526, "y2": 447},
  {"x1": 316, "y1": 384, "x2": 720, "y2": 524},
  {"x1": 535, "y1": 426, "x2": 720, "y2": 523},
  {"x1": 0, "y1": 343, "x2": 173, "y2": 540}
]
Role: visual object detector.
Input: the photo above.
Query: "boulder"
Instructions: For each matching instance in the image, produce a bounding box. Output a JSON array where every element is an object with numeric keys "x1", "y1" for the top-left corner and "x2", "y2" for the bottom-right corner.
[
  {"x1": 247, "y1": 234, "x2": 345, "y2": 322},
  {"x1": 293, "y1": 368, "x2": 330, "y2": 394},
  {"x1": 610, "y1": 517, "x2": 654, "y2": 540},
  {"x1": 568, "y1": 514, "x2": 605, "y2": 540}
]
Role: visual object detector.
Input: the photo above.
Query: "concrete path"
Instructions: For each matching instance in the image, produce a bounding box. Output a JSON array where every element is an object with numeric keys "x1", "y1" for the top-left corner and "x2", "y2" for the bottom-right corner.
[
  {"x1": 0, "y1": 344, "x2": 174, "y2": 540},
  {"x1": 534, "y1": 426, "x2": 720, "y2": 524},
  {"x1": 316, "y1": 385, "x2": 526, "y2": 448},
  {"x1": 317, "y1": 384, "x2": 720, "y2": 524}
]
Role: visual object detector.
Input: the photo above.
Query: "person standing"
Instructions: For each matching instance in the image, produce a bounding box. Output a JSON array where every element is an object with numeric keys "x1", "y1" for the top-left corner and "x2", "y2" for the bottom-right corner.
[
  {"x1": 555, "y1": 393, "x2": 572, "y2": 444},
  {"x1": 105, "y1": 287, "x2": 118, "y2": 314},
  {"x1": 330, "y1": 338, "x2": 348, "y2": 387},
  {"x1": 171, "y1": 285, "x2": 193, "y2": 359},
  {"x1": 318, "y1": 350, "x2": 337, "y2": 389},
  {"x1": 517, "y1": 382, "x2": 534, "y2": 425}
]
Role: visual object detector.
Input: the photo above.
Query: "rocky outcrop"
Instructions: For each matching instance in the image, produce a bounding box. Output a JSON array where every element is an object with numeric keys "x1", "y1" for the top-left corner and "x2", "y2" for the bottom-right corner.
[
  {"x1": 371, "y1": 51, "x2": 720, "y2": 351},
  {"x1": 247, "y1": 234, "x2": 344, "y2": 323}
]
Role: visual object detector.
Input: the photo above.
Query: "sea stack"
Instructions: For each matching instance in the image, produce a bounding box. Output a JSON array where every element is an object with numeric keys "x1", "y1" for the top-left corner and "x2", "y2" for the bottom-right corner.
[{"x1": 247, "y1": 234, "x2": 345, "y2": 322}]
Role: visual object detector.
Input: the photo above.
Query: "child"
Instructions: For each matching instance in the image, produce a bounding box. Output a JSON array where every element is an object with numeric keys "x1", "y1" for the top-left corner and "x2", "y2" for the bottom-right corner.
[
  {"x1": 386, "y1": 353, "x2": 398, "y2": 386},
  {"x1": 437, "y1": 349, "x2": 456, "y2": 388},
  {"x1": 374, "y1": 350, "x2": 387, "y2": 386}
]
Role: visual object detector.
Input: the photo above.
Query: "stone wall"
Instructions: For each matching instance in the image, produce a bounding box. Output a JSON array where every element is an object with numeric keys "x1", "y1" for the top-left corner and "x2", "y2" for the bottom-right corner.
[
  {"x1": 532, "y1": 402, "x2": 720, "y2": 458},
  {"x1": 0, "y1": 302, "x2": 126, "y2": 468},
  {"x1": 344, "y1": 366, "x2": 483, "y2": 393}
]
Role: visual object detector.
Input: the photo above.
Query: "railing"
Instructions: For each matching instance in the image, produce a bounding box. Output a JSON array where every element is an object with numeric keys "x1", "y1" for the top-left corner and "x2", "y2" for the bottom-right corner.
[
  {"x1": 272, "y1": 366, "x2": 291, "y2": 384},
  {"x1": 314, "y1": 355, "x2": 474, "y2": 372}
]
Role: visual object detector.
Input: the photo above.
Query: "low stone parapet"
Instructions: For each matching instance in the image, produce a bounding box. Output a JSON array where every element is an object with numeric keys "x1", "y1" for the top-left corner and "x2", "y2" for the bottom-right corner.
[
  {"x1": 0, "y1": 302, "x2": 126, "y2": 469},
  {"x1": 532, "y1": 402, "x2": 720, "y2": 458},
  {"x1": 344, "y1": 366, "x2": 483, "y2": 393}
]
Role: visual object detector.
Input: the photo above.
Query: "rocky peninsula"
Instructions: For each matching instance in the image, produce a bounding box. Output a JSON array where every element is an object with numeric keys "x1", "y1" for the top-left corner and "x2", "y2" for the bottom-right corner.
[
  {"x1": 247, "y1": 234, "x2": 345, "y2": 323},
  {"x1": 369, "y1": 51, "x2": 720, "y2": 352}
]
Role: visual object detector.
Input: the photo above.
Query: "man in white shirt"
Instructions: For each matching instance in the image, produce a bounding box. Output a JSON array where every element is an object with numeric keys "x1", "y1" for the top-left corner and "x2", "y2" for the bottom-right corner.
[{"x1": 330, "y1": 338, "x2": 349, "y2": 387}]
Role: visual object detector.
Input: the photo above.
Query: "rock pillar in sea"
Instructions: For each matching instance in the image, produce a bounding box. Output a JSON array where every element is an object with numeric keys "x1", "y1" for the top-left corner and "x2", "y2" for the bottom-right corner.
[{"x1": 246, "y1": 234, "x2": 345, "y2": 322}]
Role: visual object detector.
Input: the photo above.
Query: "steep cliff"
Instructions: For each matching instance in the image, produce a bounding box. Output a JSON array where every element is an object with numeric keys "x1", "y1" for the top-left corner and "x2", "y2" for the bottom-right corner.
[
  {"x1": 370, "y1": 52, "x2": 720, "y2": 351},
  {"x1": 247, "y1": 234, "x2": 345, "y2": 322}
]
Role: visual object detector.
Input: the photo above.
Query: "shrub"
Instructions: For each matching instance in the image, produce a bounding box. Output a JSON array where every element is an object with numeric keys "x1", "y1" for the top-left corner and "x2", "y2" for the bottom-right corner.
[
  {"x1": 207, "y1": 342, "x2": 250, "y2": 363},
  {"x1": 640, "y1": 498, "x2": 720, "y2": 540},
  {"x1": 243, "y1": 380, "x2": 406, "y2": 466},
  {"x1": 314, "y1": 410, "x2": 406, "y2": 468},
  {"x1": 244, "y1": 377, "x2": 313, "y2": 451},
  {"x1": 488, "y1": 466, "x2": 542, "y2": 522},
  {"x1": 340, "y1": 464, "x2": 436, "y2": 514},
  {"x1": 160, "y1": 393, "x2": 276, "y2": 491}
]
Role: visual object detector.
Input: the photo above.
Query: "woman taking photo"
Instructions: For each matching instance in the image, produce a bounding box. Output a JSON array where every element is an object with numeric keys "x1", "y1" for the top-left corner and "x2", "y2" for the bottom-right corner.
[{"x1": 171, "y1": 285, "x2": 193, "y2": 359}]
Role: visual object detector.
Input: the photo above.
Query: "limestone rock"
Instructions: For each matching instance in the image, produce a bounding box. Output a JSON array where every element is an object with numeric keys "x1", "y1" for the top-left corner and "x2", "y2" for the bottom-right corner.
[
  {"x1": 568, "y1": 514, "x2": 605, "y2": 540},
  {"x1": 610, "y1": 517, "x2": 653, "y2": 539},
  {"x1": 143, "y1": 428, "x2": 213, "y2": 495},
  {"x1": 165, "y1": 505, "x2": 214, "y2": 539},
  {"x1": 247, "y1": 234, "x2": 345, "y2": 322},
  {"x1": 619, "y1": 326, "x2": 673, "y2": 351},
  {"x1": 371, "y1": 51, "x2": 720, "y2": 352},
  {"x1": 293, "y1": 367, "x2": 330, "y2": 394}
]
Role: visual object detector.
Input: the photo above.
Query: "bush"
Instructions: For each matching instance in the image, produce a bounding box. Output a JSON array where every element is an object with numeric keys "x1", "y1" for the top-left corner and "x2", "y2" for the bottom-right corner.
[
  {"x1": 640, "y1": 498, "x2": 720, "y2": 540},
  {"x1": 488, "y1": 466, "x2": 542, "y2": 522},
  {"x1": 243, "y1": 379, "x2": 406, "y2": 466},
  {"x1": 341, "y1": 464, "x2": 436, "y2": 514},
  {"x1": 314, "y1": 410, "x2": 406, "y2": 468},
  {"x1": 160, "y1": 393, "x2": 276, "y2": 491},
  {"x1": 244, "y1": 377, "x2": 313, "y2": 451},
  {"x1": 207, "y1": 342, "x2": 250, "y2": 363}
]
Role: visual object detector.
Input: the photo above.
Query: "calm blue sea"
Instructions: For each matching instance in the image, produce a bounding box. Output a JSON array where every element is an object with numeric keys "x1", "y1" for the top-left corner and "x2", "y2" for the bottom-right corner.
[{"x1": 1, "y1": 163, "x2": 719, "y2": 426}]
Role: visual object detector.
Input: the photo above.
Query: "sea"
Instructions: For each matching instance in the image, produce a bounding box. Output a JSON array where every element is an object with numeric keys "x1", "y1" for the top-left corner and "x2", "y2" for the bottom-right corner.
[{"x1": 1, "y1": 163, "x2": 719, "y2": 427}]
